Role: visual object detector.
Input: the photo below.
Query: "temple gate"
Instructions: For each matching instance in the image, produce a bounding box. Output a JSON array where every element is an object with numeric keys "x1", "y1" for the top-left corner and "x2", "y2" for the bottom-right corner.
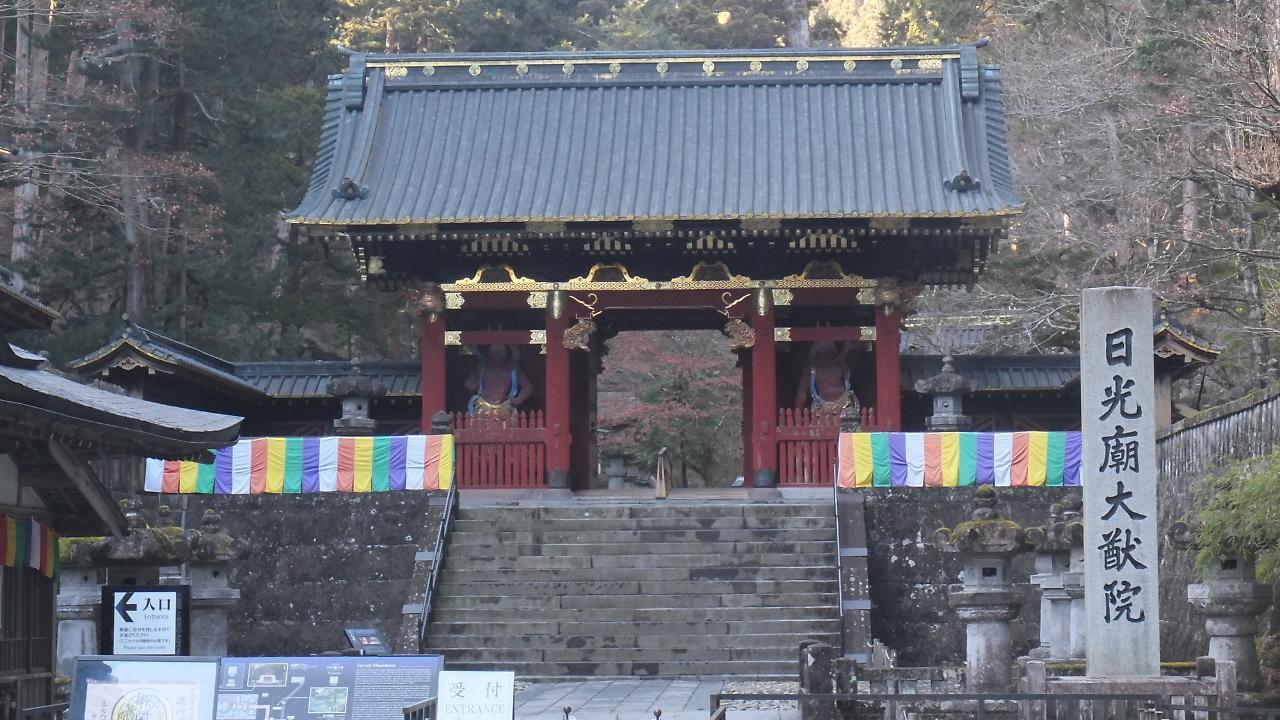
[{"x1": 285, "y1": 46, "x2": 1020, "y2": 490}]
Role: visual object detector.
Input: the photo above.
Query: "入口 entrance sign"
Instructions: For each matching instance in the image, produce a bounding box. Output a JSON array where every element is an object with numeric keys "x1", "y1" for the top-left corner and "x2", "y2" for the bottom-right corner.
[
  {"x1": 1080, "y1": 287, "x2": 1159, "y2": 677},
  {"x1": 99, "y1": 585, "x2": 190, "y2": 656},
  {"x1": 438, "y1": 670, "x2": 516, "y2": 720}
]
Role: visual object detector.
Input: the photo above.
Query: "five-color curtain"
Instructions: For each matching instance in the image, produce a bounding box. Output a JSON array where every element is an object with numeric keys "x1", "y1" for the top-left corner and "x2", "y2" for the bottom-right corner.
[{"x1": 838, "y1": 431, "x2": 1082, "y2": 488}]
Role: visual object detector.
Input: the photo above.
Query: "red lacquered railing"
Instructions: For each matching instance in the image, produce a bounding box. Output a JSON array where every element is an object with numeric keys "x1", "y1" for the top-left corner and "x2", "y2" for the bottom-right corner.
[
  {"x1": 776, "y1": 406, "x2": 883, "y2": 486},
  {"x1": 452, "y1": 410, "x2": 547, "y2": 488}
]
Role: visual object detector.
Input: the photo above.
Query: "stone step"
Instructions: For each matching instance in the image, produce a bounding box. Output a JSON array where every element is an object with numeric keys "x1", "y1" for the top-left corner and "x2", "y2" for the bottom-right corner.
[
  {"x1": 457, "y1": 504, "x2": 833, "y2": 522},
  {"x1": 424, "y1": 631, "x2": 838, "y2": 650},
  {"x1": 423, "y1": 646, "x2": 806, "y2": 663},
  {"x1": 439, "y1": 565, "x2": 834, "y2": 583},
  {"x1": 446, "y1": 528, "x2": 834, "y2": 545},
  {"x1": 435, "y1": 658, "x2": 797, "y2": 679},
  {"x1": 446, "y1": 540, "x2": 835, "y2": 557},
  {"x1": 429, "y1": 605, "x2": 838, "y2": 623},
  {"x1": 442, "y1": 552, "x2": 835, "y2": 570},
  {"x1": 449, "y1": 515, "x2": 834, "y2": 532},
  {"x1": 439, "y1": 579, "x2": 837, "y2": 596},
  {"x1": 433, "y1": 592, "x2": 837, "y2": 611},
  {"x1": 430, "y1": 614, "x2": 834, "y2": 630}
]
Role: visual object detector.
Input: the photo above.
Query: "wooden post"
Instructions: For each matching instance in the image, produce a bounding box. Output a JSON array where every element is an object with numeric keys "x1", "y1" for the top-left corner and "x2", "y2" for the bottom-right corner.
[
  {"x1": 751, "y1": 289, "x2": 778, "y2": 488},
  {"x1": 545, "y1": 298, "x2": 571, "y2": 489},
  {"x1": 874, "y1": 306, "x2": 902, "y2": 431},
  {"x1": 420, "y1": 314, "x2": 447, "y2": 432},
  {"x1": 742, "y1": 354, "x2": 754, "y2": 483}
]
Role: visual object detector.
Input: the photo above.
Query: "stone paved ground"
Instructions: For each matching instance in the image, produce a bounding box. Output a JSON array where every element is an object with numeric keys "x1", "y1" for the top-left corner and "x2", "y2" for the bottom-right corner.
[{"x1": 514, "y1": 679, "x2": 801, "y2": 720}]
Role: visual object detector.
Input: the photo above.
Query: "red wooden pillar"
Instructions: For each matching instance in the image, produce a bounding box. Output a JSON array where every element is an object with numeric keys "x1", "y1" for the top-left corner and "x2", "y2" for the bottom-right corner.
[
  {"x1": 750, "y1": 291, "x2": 778, "y2": 488},
  {"x1": 874, "y1": 306, "x2": 902, "y2": 431},
  {"x1": 545, "y1": 299, "x2": 572, "y2": 489},
  {"x1": 420, "y1": 313, "x2": 447, "y2": 431}
]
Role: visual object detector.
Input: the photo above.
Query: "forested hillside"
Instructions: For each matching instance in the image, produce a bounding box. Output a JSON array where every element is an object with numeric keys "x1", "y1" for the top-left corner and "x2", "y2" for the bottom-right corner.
[{"x1": 0, "y1": 0, "x2": 1274, "y2": 412}]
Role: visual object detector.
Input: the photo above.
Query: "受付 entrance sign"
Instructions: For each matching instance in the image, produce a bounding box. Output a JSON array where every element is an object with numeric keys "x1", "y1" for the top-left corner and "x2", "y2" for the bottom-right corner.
[
  {"x1": 99, "y1": 585, "x2": 190, "y2": 656},
  {"x1": 1080, "y1": 287, "x2": 1159, "y2": 677}
]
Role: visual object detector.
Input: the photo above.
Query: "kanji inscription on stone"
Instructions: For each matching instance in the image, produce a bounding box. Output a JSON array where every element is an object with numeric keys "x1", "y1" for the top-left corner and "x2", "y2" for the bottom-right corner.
[{"x1": 1081, "y1": 287, "x2": 1159, "y2": 678}]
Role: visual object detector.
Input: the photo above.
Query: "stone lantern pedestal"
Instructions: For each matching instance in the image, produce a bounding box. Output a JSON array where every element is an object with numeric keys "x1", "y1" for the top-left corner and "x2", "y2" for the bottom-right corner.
[
  {"x1": 933, "y1": 486, "x2": 1030, "y2": 692},
  {"x1": 1187, "y1": 555, "x2": 1272, "y2": 692},
  {"x1": 1025, "y1": 495, "x2": 1084, "y2": 660}
]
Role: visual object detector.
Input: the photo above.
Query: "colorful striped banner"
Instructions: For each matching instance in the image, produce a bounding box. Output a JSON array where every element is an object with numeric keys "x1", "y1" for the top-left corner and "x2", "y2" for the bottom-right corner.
[
  {"x1": 144, "y1": 435, "x2": 454, "y2": 495},
  {"x1": 0, "y1": 515, "x2": 58, "y2": 579},
  {"x1": 838, "y1": 432, "x2": 1082, "y2": 489}
]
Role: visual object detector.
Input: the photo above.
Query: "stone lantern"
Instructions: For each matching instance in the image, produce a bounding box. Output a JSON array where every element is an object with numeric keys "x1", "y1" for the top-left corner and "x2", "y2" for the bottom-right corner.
[
  {"x1": 933, "y1": 486, "x2": 1030, "y2": 692},
  {"x1": 188, "y1": 510, "x2": 250, "y2": 656},
  {"x1": 914, "y1": 355, "x2": 974, "y2": 432},
  {"x1": 327, "y1": 362, "x2": 386, "y2": 436},
  {"x1": 1024, "y1": 494, "x2": 1085, "y2": 660}
]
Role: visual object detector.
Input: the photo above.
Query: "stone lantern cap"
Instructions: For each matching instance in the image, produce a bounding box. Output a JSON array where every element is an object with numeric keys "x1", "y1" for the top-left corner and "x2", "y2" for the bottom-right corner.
[
  {"x1": 914, "y1": 355, "x2": 975, "y2": 396},
  {"x1": 932, "y1": 486, "x2": 1029, "y2": 557},
  {"x1": 326, "y1": 362, "x2": 387, "y2": 399},
  {"x1": 1025, "y1": 493, "x2": 1085, "y2": 553}
]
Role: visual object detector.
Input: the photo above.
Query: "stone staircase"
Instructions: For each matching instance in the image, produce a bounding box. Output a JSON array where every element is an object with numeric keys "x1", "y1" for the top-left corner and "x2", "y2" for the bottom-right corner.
[{"x1": 423, "y1": 500, "x2": 840, "y2": 677}]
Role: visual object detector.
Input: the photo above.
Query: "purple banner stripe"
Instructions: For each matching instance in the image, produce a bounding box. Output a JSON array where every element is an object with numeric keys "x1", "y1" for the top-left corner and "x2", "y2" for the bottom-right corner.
[
  {"x1": 389, "y1": 436, "x2": 408, "y2": 491},
  {"x1": 214, "y1": 448, "x2": 234, "y2": 495},
  {"x1": 1063, "y1": 432, "x2": 1082, "y2": 487},
  {"x1": 301, "y1": 438, "x2": 321, "y2": 493},
  {"x1": 976, "y1": 433, "x2": 995, "y2": 485},
  {"x1": 888, "y1": 433, "x2": 908, "y2": 486}
]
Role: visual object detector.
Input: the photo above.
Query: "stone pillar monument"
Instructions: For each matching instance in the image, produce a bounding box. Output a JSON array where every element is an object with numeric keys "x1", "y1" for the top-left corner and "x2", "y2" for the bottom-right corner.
[
  {"x1": 933, "y1": 486, "x2": 1029, "y2": 692},
  {"x1": 1080, "y1": 287, "x2": 1160, "y2": 678},
  {"x1": 1025, "y1": 495, "x2": 1084, "y2": 660}
]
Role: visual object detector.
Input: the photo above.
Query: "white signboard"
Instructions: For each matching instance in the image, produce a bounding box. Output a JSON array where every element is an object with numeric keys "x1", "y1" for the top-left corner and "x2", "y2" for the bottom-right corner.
[
  {"x1": 438, "y1": 671, "x2": 516, "y2": 720},
  {"x1": 110, "y1": 589, "x2": 181, "y2": 655},
  {"x1": 1080, "y1": 287, "x2": 1160, "y2": 677}
]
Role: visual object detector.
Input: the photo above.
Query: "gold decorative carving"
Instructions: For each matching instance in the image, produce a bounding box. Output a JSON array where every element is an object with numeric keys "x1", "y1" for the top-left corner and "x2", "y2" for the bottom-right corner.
[
  {"x1": 516, "y1": 63, "x2": 529, "y2": 76},
  {"x1": 113, "y1": 357, "x2": 148, "y2": 372},
  {"x1": 468, "y1": 64, "x2": 482, "y2": 76},
  {"x1": 422, "y1": 65, "x2": 436, "y2": 77},
  {"x1": 776, "y1": 260, "x2": 870, "y2": 289},
  {"x1": 446, "y1": 265, "x2": 543, "y2": 291},
  {"x1": 445, "y1": 331, "x2": 462, "y2": 346},
  {"x1": 366, "y1": 256, "x2": 384, "y2": 276},
  {"x1": 669, "y1": 261, "x2": 752, "y2": 289},
  {"x1": 384, "y1": 64, "x2": 409, "y2": 79},
  {"x1": 656, "y1": 61, "x2": 669, "y2": 75},
  {"x1": 774, "y1": 327, "x2": 792, "y2": 343},
  {"x1": 566, "y1": 262, "x2": 651, "y2": 289},
  {"x1": 444, "y1": 292, "x2": 465, "y2": 310},
  {"x1": 702, "y1": 60, "x2": 716, "y2": 75},
  {"x1": 634, "y1": 219, "x2": 674, "y2": 234},
  {"x1": 724, "y1": 318, "x2": 756, "y2": 350},
  {"x1": 890, "y1": 58, "x2": 903, "y2": 70},
  {"x1": 857, "y1": 288, "x2": 876, "y2": 305},
  {"x1": 526, "y1": 221, "x2": 566, "y2": 235},
  {"x1": 526, "y1": 292, "x2": 548, "y2": 309},
  {"x1": 403, "y1": 283, "x2": 446, "y2": 322},
  {"x1": 773, "y1": 288, "x2": 794, "y2": 306},
  {"x1": 918, "y1": 58, "x2": 943, "y2": 71},
  {"x1": 529, "y1": 330, "x2": 547, "y2": 345},
  {"x1": 843, "y1": 60, "x2": 857, "y2": 71},
  {"x1": 755, "y1": 287, "x2": 773, "y2": 317},
  {"x1": 795, "y1": 59, "x2": 809, "y2": 72},
  {"x1": 740, "y1": 218, "x2": 782, "y2": 232},
  {"x1": 609, "y1": 62, "x2": 622, "y2": 74},
  {"x1": 750, "y1": 60, "x2": 763, "y2": 72},
  {"x1": 562, "y1": 63, "x2": 575, "y2": 75},
  {"x1": 869, "y1": 216, "x2": 910, "y2": 230},
  {"x1": 563, "y1": 318, "x2": 597, "y2": 351},
  {"x1": 550, "y1": 290, "x2": 565, "y2": 319},
  {"x1": 861, "y1": 327, "x2": 877, "y2": 342}
]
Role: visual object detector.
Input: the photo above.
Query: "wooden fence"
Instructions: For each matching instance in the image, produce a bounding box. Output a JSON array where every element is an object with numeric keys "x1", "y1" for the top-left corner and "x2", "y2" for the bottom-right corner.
[
  {"x1": 776, "y1": 406, "x2": 881, "y2": 486},
  {"x1": 452, "y1": 411, "x2": 547, "y2": 488}
]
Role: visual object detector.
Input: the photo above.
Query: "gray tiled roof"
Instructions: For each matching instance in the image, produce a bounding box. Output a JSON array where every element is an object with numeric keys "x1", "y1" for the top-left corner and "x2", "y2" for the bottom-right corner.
[
  {"x1": 235, "y1": 362, "x2": 421, "y2": 398},
  {"x1": 901, "y1": 354, "x2": 1079, "y2": 392},
  {"x1": 288, "y1": 46, "x2": 1019, "y2": 228}
]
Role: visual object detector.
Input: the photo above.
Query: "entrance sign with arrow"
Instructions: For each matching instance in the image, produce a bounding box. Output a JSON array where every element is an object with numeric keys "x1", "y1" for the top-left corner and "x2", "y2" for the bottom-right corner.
[{"x1": 99, "y1": 585, "x2": 190, "y2": 656}]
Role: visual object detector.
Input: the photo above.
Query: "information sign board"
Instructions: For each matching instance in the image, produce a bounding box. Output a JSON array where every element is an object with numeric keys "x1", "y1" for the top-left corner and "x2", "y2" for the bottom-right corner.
[
  {"x1": 215, "y1": 655, "x2": 442, "y2": 720},
  {"x1": 438, "y1": 671, "x2": 515, "y2": 720},
  {"x1": 69, "y1": 656, "x2": 219, "y2": 720},
  {"x1": 99, "y1": 585, "x2": 190, "y2": 656}
]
